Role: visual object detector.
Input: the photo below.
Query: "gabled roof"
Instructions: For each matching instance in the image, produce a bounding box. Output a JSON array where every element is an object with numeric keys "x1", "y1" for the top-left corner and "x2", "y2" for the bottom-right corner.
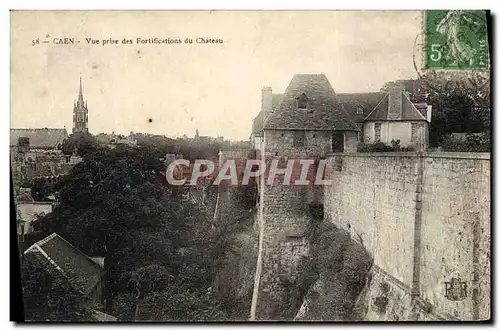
[
  {"x1": 24, "y1": 233, "x2": 104, "y2": 295},
  {"x1": 10, "y1": 129, "x2": 68, "y2": 149},
  {"x1": 264, "y1": 74, "x2": 358, "y2": 131},
  {"x1": 364, "y1": 92, "x2": 427, "y2": 122},
  {"x1": 337, "y1": 92, "x2": 386, "y2": 123}
]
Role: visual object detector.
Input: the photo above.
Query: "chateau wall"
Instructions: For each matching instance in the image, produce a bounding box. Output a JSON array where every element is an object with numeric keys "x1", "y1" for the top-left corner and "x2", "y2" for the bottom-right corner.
[
  {"x1": 324, "y1": 152, "x2": 491, "y2": 320},
  {"x1": 419, "y1": 153, "x2": 490, "y2": 320},
  {"x1": 325, "y1": 153, "x2": 419, "y2": 285}
]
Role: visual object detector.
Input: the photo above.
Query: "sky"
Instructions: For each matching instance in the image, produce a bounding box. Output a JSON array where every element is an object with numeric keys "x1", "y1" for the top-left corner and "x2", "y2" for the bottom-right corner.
[{"x1": 11, "y1": 10, "x2": 423, "y2": 140}]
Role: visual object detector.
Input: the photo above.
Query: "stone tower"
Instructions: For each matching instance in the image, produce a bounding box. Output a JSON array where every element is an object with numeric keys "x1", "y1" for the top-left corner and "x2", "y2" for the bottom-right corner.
[
  {"x1": 73, "y1": 76, "x2": 89, "y2": 134},
  {"x1": 250, "y1": 74, "x2": 360, "y2": 320}
]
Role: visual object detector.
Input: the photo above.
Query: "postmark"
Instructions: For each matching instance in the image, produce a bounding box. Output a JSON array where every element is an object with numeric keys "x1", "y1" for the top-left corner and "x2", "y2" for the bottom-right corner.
[{"x1": 425, "y1": 10, "x2": 489, "y2": 70}]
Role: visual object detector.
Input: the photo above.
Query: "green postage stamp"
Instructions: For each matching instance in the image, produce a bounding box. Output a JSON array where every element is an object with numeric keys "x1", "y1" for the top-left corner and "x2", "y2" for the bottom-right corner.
[{"x1": 425, "y1": 10, "x2": 489, "y2": 70}]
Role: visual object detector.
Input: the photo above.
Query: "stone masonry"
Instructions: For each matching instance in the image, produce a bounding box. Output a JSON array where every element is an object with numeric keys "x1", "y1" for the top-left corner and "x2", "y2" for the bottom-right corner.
[{"x1": 324, "y1": 152, "x2": 490, "y2": 321}]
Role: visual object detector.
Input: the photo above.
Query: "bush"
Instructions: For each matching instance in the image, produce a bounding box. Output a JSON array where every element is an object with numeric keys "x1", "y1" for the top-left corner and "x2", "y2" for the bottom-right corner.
[
  {"x1": 289, "y1": 221, "x2": 374, "y2": 320},
  {"x1": 357, "y1": 140, "x2": 415, "y2": 153},
  {"x1": 441, "y1": 132, "x2": 490, "y2": 152}
]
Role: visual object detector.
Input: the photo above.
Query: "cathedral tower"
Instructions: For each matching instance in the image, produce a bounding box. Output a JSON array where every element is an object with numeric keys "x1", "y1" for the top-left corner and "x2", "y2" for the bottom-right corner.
[{"x1": 73, "y1": 76, "x2": 89, "y2": 133}]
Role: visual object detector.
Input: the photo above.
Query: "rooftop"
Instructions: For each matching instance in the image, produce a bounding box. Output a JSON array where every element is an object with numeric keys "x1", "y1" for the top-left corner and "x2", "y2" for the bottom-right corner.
[
  {"x1": 264, "y1": 74, "x2": 359, "y2": 131},
  {"x1": 10, "y1": 128, "x2": 68, "y2": 149},
  {"x1": 24, "y1": 233, "x2": 104, "y2": 295}
]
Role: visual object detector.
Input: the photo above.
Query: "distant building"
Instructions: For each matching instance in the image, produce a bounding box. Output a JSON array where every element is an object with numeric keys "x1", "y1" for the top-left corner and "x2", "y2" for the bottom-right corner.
[
  {"x1": 16, "y1": 201, "x2": 54, "y2": 242},
  {"x1": 24, "y1": 233, "x2": 106, "y2": 307},
  {"x1": 10, "y1": 128, "x2": 72, "y2": 186},
  {"x1": 10, "y1": 128, "x2": 68, "y2": 156},
  {"x1": 73, "y1": 77, "x2": 89, "y2": 134},
  {"x1": 95, "y1": 132, "x2": 138, "y2": 148}
]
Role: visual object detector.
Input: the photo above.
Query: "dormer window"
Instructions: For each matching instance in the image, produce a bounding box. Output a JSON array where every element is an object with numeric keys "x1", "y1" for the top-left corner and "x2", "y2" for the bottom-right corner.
[{"x1": 297, "y1": 93, "x2": 308, "y2": 109}]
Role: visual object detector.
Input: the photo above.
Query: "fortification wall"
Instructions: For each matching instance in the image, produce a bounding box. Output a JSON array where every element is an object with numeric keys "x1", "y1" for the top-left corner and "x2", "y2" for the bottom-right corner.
[{"x1": 324, "y1": 152, "x2": 490, "y2": 321}]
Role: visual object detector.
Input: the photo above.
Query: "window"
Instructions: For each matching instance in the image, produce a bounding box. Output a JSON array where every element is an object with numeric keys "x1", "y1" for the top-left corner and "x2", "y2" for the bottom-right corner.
[
  {"x1": 77, "y1": 112, "x2": 84, "y2": 122},
  {"x1": 374, "y1": 123, "x2": 381, "y2": 142},
  {"x1": 411, "y1": 123, "x2": 418, "y2": 143},
  {"x1": 357, "y1": 123, "x2": 363, "y2": 142},
  {"x1": 293, "y1": 130, "x2": 305, "y2": 147},
  {"x1": 297, "y1": 93, "x2": 308, "y2": 109}
]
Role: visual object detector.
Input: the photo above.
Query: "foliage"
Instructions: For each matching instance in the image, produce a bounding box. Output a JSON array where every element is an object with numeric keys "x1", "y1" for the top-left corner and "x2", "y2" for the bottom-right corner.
[
  {"x1": 113, "y1": 284, "x2": 225, "y2": 321},
  {"x1": 62, "y1": 132, "x2": 99, "y2": 156},
  {"x1": 286, "y1": 221, "x2": 373, "y2": 320},
  {"x1": 21, "y1": 253, "x2": 96, "y2": 321},
  {"x1": 27, "y1": 141, "x2": 228, "y2": 321},
  {"x1": 357, "y1": 140, "x2": 415, "y2": 153},
  {"x1": 441, "y1": 132, "x2": 490, "y2": 152}
]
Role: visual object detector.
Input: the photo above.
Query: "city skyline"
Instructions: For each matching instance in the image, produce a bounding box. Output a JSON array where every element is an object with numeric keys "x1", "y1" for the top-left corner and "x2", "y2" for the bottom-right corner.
[{"x1": 11, "y1": 10, "x2": 423, "y2": 140}]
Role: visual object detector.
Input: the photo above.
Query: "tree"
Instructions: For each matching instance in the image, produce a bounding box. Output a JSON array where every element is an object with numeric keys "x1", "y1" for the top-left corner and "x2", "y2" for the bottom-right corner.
[
  {"x1": 62, "y1": 133, "x2": 99, "y2": 156},
  {"x1": 21, "y1": 253, "x2": 96, "y2": 321},
  {"x1": 30, "y1": 142, "x2": 228, "y2": 320}
]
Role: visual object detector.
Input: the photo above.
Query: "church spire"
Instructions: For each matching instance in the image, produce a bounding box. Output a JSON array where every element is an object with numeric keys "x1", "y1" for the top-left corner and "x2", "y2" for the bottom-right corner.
[
  {"x1": 73, "y1": 75, "x2": 89, "y2": 134},
  {"x1": 77, "y1": 75, "x2": 84, "y2": 106}
]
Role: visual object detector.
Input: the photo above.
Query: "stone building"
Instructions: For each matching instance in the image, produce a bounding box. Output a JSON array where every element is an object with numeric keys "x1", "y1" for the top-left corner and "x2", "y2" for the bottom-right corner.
[
  {"x1": 250, "y1": 74, "x2": 360, "y2": 319},
  {"x1": 249, "y1": 74, "x2": 434, "y2": 319},
  {"x1": 251, "y1": 77, "x2": 432, "y2": 152},
  {"x1": 10, "y1": 128, "x2": 68, "y2": 159},
  {"x1": 252, "y1": 74, "x2": 359, "y2": 155},
  {"x1": 16, "y1": 200, "x2": 54, "y2": 242}
]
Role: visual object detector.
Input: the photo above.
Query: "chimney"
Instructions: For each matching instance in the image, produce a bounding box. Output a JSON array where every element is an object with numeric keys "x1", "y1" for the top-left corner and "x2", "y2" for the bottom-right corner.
[
  {"x1": 261, "y1": 86, "x2": 273, "y2": 114},
  {"x1": 387, "y1": 84, "x2": 404, "y2": 120},
  {"x1": 426, "y1": 105, "x2": 432, "y2": 122}
]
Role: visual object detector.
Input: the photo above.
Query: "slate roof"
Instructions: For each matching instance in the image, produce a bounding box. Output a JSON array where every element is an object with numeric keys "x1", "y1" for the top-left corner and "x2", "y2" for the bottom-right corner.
[
  {"x1": 10, "y1": 129, "x2": 68, "y2": 149},
  {"x1": 337, "y1": 92, "x2": 386, "y2": 123},
  {"x1": 264, "y1": 74, "x2": 359, "y2": 131},
  {"x1": 24, "y1": 233, "x2": 104, "y2": 295},
  {"x1": 364, "y1": 92, "x2": 427, "y2": 122}
]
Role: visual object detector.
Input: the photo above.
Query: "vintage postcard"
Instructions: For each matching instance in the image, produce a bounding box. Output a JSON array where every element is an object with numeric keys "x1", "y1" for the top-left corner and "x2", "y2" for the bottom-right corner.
[{"x1": 10, "y1": 10, "x2": 491, "y2": 322}]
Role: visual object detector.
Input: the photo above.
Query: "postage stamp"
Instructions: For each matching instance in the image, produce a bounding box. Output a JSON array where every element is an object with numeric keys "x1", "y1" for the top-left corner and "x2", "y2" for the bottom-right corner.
[{"x1": 425, "y1": 10, "x2": 489, "y2": 70}]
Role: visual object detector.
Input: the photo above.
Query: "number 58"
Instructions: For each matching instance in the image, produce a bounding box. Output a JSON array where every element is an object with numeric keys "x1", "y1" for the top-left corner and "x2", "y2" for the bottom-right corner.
[{"x1": 430, "y1": 44, "x2": 442, "y2": 62}]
